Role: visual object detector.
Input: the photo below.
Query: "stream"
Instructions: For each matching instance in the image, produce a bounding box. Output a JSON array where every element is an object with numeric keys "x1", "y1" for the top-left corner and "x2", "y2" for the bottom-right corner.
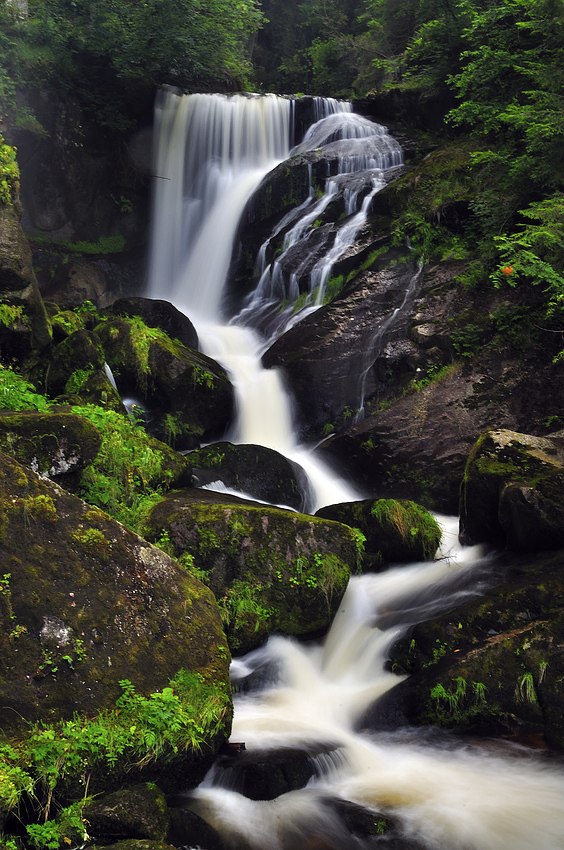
[{"x1": 147, "y1": 91, "x2": 564, "y2": 849}]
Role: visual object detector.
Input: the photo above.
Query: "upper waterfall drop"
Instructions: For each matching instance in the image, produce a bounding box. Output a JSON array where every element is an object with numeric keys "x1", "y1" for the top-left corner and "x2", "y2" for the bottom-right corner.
[
  {"x1": 148, "y1": 90, "x2": 293, "y2": 319},
  {"x1": 147, "y1": 91, "x2": 385, "y2": 510}
]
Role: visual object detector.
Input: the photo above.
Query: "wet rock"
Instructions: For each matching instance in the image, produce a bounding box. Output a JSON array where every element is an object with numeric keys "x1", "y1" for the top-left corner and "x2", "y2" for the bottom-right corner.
[
  {"x1": 262, "y1": 262, "x2": 424, "y2": 441},
  {"x1": 214, "y1": 746, "x2": 319, "y2": 800},
  {"x1": 391, "y1": 548, "x2": 564, "y2": 748},
  {"x1": 167, "y1": 807, "x2": 227, "y2": 850},
  {"x1": 46, "y1": 260, "x2": 111, "y2": 307},
  {"x1": 145, "y1": 491, "x2": 359, "y2": 654},
  {"x1": 93, "y1": 841, "x2": 177, "y2": 850},
  {"x1": 84, "y1": 783, "x2": 169, "y2": 842},
  {"x1": 189, "y1": 442, "x2": 311, "y2": 511},
  {"x1": 0, "y1": 450, "x2": 231, "y2": 784},
  {"x1": 316, "y1": 498, "x2": 442, "y2": 568},
  {"x1": 460, "y1": 428, "x2": 564, "y2": 549}
]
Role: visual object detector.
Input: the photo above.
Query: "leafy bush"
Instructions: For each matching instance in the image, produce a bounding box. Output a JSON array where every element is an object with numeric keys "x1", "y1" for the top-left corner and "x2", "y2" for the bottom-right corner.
[{"x1": 0, "y1": 366, "x2": 48, "y2": 411}]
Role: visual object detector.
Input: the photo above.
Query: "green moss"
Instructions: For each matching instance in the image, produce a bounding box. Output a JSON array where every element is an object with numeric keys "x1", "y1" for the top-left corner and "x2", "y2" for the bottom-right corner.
[
  {"x1": 0, "y1": 134, "x2": 19, "y2": 206},
  {"x1": 370, "y1": 499, "x2": 441, "y2": 561}
]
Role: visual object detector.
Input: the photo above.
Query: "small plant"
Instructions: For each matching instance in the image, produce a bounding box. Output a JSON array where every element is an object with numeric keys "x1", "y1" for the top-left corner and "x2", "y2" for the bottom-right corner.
[{"x1": 515, "y1": 672, "x2": 537, "y2": 705}]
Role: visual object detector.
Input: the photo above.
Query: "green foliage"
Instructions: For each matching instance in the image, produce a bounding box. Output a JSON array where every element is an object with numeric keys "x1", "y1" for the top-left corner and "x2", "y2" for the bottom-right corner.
[
  {"x1": 0, "y1": 303, "x2": 25, "y2": 329},
  {"x1": 71, "y1": 404, "x2": 172, "y2": 533},
  {"x1": 0, "y1": 132, "x2": 19, "y2": 206},
  {"x1": 430, "y1": 677, "x2": 489, "y2": 724},
  {"x1": 0, "y1": 365, "x2": 48, "y2": 412},
  {"x1": 1, "y1": 0, "x2": 264, "y2": 133},
  {"x1": 371, "y1": 499, "x2": 442, "y2": 560},
  {"x1": 0, "y1": 671, "x2": 228, "y2": 838},
  {"x1": 219, "y1": 580, "x2": 275, "y2": 633}
]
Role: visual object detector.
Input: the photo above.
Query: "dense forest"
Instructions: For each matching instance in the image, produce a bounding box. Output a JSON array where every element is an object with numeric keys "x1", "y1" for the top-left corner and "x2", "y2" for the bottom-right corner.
[
  {"x1": 2, "y1": 0, "x2": 563, "y2": 345},
  {"x1": 1, "y1": 0, "x2": 564, "y2": 848}
]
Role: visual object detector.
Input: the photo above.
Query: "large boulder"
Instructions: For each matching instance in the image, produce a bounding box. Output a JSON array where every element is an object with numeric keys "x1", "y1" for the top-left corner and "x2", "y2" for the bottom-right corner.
[
  {"x1": 0, "y1": 410, "x2": 102, "y2": 482},
  {"x1": 0, "y1": 451, "x2": 231, "y2": 759},
  {"x1": 316, "y1": 498, "x2": 442, "y2": 568},
  {"x1": 460, "y1": 428, "x2": 564, "y2": 550},
  {"x1": 390, "y1": 547, "x2": 564, "y2": 748},
  {"x1": 189, "y1": 442, "x2": 310, "y2": 512},
  {"x1": 145, "y1": 491, "x2": 360, "y2": 654},
  {"x1": 83, "y1": 784, "x2": 169, "y2": 843},
  {"x1": 95, "y1": 317, "x2": 234, "y2": 450},
  {"x1": 262, "y1": 262, "x2": 424, "y2": 441}
]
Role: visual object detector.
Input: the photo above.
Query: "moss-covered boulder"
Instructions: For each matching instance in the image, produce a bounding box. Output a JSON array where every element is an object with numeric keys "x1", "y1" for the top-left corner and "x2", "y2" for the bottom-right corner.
[
  {"x1": 146, "y1": 491, "x2": 360, "y2": 654},
  {"x1": 460, "y1": 429, "x2": 564, "y2": 550},
  {"x1": 95, "y1": 317, "x2": 233, "y2": 450},
  {"x1": 391, "y1": 548, "x2": 564, "y2": 748},
  {"x1": 189, "y1": 442, "x2": 310, "y2": 511},
  {"x1": 83, "y1": 784, "x2": 169, "y2": 842},
  {"x1": 103, "y1": 297, "x2": 199, "y2": 351},
  {"x1": 0, "y1": 451, "x2": 231, "y2": 757},
  {"x1": 316, "y1": 498, "x2": 442, "y2": 569},
  {"x1": 0, "y1": 410, "x2": 102, "y2": 482},
  {"x1": 46, "y1": 328, "x2": 123, "y2": 410}
]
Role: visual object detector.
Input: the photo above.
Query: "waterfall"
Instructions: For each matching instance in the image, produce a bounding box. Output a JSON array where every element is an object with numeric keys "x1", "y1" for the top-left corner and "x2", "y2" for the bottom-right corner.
[{"x1": 148, "y1": 91, "x2": 360, "y2": 509}]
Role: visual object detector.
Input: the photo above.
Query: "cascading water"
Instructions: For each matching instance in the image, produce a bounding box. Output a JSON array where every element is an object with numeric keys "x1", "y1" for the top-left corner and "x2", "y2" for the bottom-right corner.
[
  {"x1": 148, "y1": 93, "x2": 564, "y2": 849},
  {"x1": 188, "y1": 519, "x2": 564, "y2": 850},
  {"x1": 149, "y1": 90, "x2": 364, "y2": 510}
]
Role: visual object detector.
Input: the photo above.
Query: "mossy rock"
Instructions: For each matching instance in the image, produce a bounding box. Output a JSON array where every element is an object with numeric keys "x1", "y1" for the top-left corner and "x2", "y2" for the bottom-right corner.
[
  {"x1": 84, "y1": 783, "x2": 169, "y2": 842},
  {"x1": 0, "y1": 451, "x2": 231, "y2": 773},
  {"x1": 316, "y1": 498, "x2": 442, "y2": 569},
  {"x1": 103, "y1": 297, "x2": 199, "y2": 351},
  {"x1": 0, "y1": 204, "x2": 51, "y2": 350},
  {"x1": 146, "y1": 491, "x2": 359, "y2": 654},
  {"x1": 0, "y1": 410, "x2": 102, "y2": 482},
  {"x1": 391, "y1": 548, "x2": 564, "y2": 747},
  {"x1": 47, "y1": 329, "x2": 106, "y2": 397},
  {"x1": 92, "y1": 841, "x2": 177, "y2": 850},
  {"x1": 189, "y1": 442, "x2": 310, "y2": 512},
  {"x1": 95, "y1": 317, "x2": 233, "y2": 450},
  {"x1": 460, "y1": 428, "x2": 564, "y2": 550},
  {"x1": 51, "y1": 308, "x2": 86, "y2": 340}
]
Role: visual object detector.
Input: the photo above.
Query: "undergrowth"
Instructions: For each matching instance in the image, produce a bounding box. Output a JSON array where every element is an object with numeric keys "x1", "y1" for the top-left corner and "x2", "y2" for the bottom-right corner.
[{"x1": 0, "y1": 672, "x2": 229, "y2": 848}]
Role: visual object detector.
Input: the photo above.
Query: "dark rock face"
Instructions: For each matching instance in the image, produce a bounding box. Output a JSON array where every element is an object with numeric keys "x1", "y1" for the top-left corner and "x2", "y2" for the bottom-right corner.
[
  {"x1": 84, "y1": 784, "x2": 169, "y2": 842},
  {"x1": 146, "y1": 491, "x2": 358, "y2": 654},
  {"x1": 460, "y1": 428, "x2": 564, "y2": 550},
  {"x1": 262, "y1": 262, "x2": 423, "y2": 441},
  {"x1": 391, "y1": 548, "x2": 564, "y2": 749},
  {"x1": 0, "y1": 451, "x2": 231, "y2": 737},
  {"x1": 5, "y1": 88, "x2": 150, "y2": 248},
  {"x1": 0, "y1": 199, "x2": 52, "y2": 352},
  {"x1": 315, "y1": 498, "x2": 442, "y2": 568},
  {"x1": 189, "y1": 442, "x2": 311, "y2": 512}
]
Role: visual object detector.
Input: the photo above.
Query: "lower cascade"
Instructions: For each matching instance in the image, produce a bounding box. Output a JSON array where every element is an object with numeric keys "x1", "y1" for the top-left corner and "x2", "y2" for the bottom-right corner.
[{"x1": 147, "y1": 93, "x2": 564, "y2": 848}]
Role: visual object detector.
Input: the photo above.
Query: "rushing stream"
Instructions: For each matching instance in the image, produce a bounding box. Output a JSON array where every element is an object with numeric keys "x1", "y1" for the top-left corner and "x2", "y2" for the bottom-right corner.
[{"x1": 148, "y1": 92, "x2": 564, "y2": 848}]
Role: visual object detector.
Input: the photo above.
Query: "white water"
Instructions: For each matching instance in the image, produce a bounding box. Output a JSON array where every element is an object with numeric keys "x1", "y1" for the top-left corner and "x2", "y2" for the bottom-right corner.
[
  {"x1": 149, "y1": 91, "x2": 360, "y2": 510},
  {"x1": 191, "y1": 518, "x2": 564, "y2": 849},
  {"x1": 149, "y1": 93, "x2": 564, "y2": 849}
]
